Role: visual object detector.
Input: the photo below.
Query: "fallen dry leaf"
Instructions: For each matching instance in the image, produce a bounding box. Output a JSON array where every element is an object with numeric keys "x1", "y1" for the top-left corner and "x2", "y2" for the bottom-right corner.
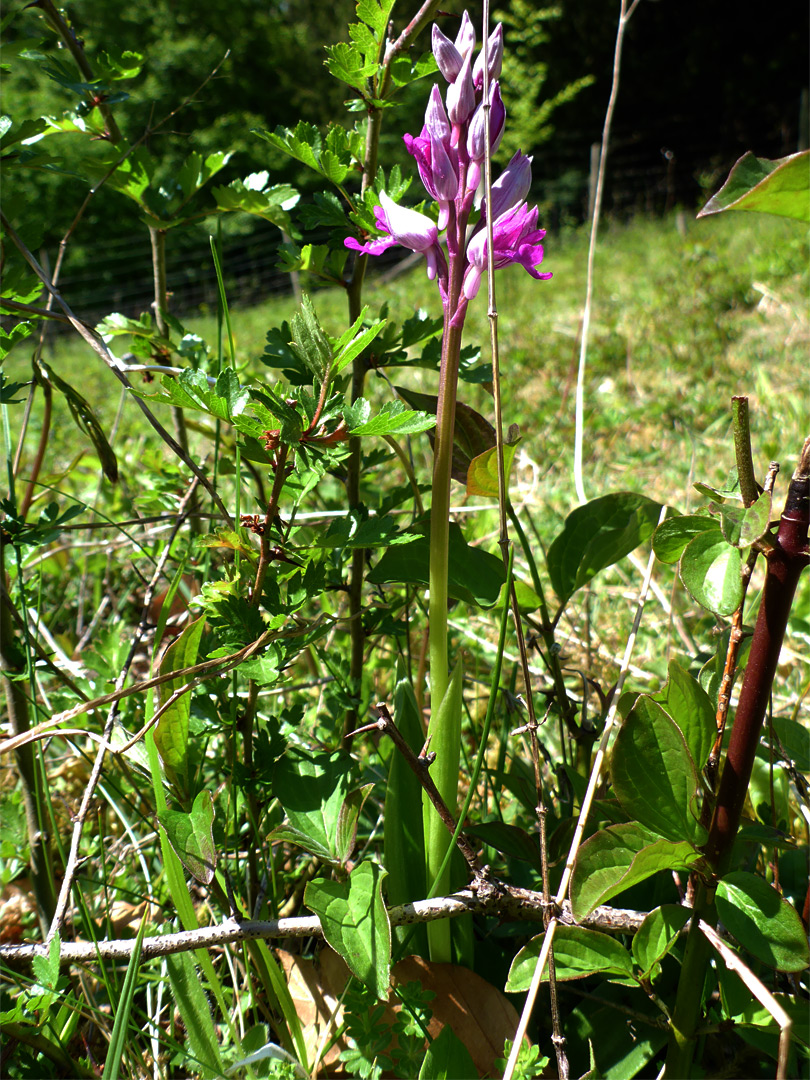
[{"x1": 276, "y1": 947, "x2": 526, "y2": 1079}]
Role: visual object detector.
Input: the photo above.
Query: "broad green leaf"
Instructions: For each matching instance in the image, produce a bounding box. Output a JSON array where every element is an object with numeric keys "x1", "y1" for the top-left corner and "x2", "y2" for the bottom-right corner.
[
  {"x1": 466, "y1": 438, "x2": 521, "y2": 499},
  {"x1": 652, "y1": 514, "x2": 718, "y2": 564},
  {"x1": 40, "y1": 362, "x2": 118, "y2": 482},
  {"x1": 347, "y1": 399, "x2": 436, "y2": 437},
  {"x1": 465, "y1": 821, "x2": 543, "y2": 873},
  {"x1": 157, "y1": 790, "x2": 217, "y2": 885},
  {"x1": 679, "y1": 530, "x2": 743, "y2": 615},
  {"x1": 394, "y1": 385, "x2": 496, "y2": 482},
  {"x1": 698, "y1": 150, "x2": 810, "y2": 223},
  {"x1": 570, "y1": 822, "x2": 703, "y2": 921},
  {"x1": 423, "y1": 662, "x2": 463, "y2": 962},
  {"x1": 719, "y1": 489, "x2": 772, "y2": 548},
  {"x1": 335, "y1": 782, "x2": 374, "y2": 867},
  {"x1": 612, "y1": 695, "x2": 703, "y2": 842},
  {"x1": 165, "y1": 951, "x2": 224, "y2": 1079},
  {"x1": 271, "y1": 748, "x2": 354, "y2": 864},
  {"x1": 631, "y1": 904, "x2": 691, "y2": 977},
  {"x1": 770, "y1": 715, "x2": 810, "y2": 772},
  {"x1": 290, "y1": 294, "x2": 332, "y2": 382},
  {"x1": 154, "y1": 614, "x2": 206, "y2": 796},
  {"x1": 367, "y1": 519, "x2": 505, "y2": 607},
  {"x1": 506, "y1": 925, "x2": 634, "y2": 990},
  {"x1": 305, "y1": 862, "x2": 390, "y2": 999},
  {"x1": 418, "y1": 1024, "x2": 477, "y2": 1080},
  {"x1": 547, "y1": 493, "x2": 663, "y2": 607},
  {"x1": 652, "y1": 659, "x2": 716, "y2": 773},
  {"x1": 716, "y1": 871, "x2": 810, "y2": 971},
  {"x1": 734, "y1": 995, "x2": 810, "y2": 1048}
]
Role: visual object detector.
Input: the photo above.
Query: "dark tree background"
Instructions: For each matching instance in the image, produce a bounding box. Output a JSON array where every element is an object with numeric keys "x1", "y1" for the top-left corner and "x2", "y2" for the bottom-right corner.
[{"x1": 3, "y1": 0, "x2": 806, "y2": 315}]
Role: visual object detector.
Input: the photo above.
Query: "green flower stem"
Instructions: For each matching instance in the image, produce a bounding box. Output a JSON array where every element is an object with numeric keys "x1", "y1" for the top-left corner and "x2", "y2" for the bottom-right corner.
[
  {"x1": 427, "y1": 316, "x2": 464, "y2": 711},
  {"x1": 424, "y1": 249, "x2": 467, "y2": 962}
]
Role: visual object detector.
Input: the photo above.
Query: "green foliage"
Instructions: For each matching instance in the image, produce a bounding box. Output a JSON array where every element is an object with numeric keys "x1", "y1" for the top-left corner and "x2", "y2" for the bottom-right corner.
[
  {"x1": 698, "y1": 150, "x2": 810, "y2": 223},
  {"x1": 305, "y1": 862, "x2": 390, "y2": 998},
  {"x1": 547, "y1": 492, "x2": 664, "y2": 609},
  {"x1": 1, "y1": 5, "x2": 808, "y2": 1077}
]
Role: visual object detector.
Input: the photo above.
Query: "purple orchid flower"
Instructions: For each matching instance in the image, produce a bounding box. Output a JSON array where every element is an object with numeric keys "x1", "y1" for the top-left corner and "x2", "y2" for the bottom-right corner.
[
  {"x1": 345, "y1": 191, "x2": 444, "y2": 282},
  {"x1": 462, "y1": 202, "x2": 553, "y2": 300},
  {"x1": 344, "y1": 10, "x2": 551, "y2": 311}
]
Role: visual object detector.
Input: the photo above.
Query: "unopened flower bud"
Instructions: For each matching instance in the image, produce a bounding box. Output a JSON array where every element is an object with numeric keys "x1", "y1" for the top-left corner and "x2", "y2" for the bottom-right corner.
[
  {"x1": 454, "y1": 10, "x2": 476, "y2": 58},
  {"x1": 473, "y1": 24, "x2": 504, "y2": 89},
  {"x1": 467, "y1": 82, "x2": 506, "y2": 163},
  {"x1": 425, "y1": 84, "x2": 451, "y2": 144},
  {"x1": 446, "y1": 50, "x2": 475, "y2": 130},
  {"x1": 432, "y1": 24, "x2": 463, "y2": 82}
]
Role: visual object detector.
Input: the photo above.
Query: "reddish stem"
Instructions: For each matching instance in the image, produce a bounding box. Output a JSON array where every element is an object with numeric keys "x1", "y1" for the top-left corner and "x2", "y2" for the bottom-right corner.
[{"x1": 704, "y1": 457, "x2": 809, "y2": 873}]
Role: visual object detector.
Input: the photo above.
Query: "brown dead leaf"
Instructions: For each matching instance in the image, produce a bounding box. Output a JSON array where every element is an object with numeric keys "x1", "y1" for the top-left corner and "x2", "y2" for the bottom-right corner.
[
  {"x1": 108, "y1": 900, "x2": 160, "y2": 936},
  {"x1": 277, "y1": 948, "x2": 350, "y2": 1075},
  {"x1": 276, "y1": 948, "x2": 525, "y2": 1079},
  {"x1": 392, "y1": 956, "x2": 522, "y2": 1077}
]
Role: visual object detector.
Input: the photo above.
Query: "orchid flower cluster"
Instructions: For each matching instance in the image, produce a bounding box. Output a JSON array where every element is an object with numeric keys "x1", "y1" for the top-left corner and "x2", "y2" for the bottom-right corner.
[{"x1": 346, "y1": 10, "x2": 551, "y2": 326}]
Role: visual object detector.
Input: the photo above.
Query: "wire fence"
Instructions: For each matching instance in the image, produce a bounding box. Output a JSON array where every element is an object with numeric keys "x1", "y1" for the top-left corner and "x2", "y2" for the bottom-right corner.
[{"x1": 44, "y1": 123, "x2": 800, "y2": 331}]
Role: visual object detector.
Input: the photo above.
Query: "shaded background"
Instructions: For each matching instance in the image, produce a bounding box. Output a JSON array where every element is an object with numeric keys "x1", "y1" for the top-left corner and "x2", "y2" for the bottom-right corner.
[{"x1": 3, "y1": 0, "x2": 807, "y2": 320}]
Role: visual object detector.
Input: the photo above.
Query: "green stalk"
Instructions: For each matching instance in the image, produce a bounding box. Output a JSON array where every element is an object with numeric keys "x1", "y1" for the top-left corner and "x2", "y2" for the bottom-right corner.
[{"x1": 423, "y1": 245, "x2": 466, "y2": 961}]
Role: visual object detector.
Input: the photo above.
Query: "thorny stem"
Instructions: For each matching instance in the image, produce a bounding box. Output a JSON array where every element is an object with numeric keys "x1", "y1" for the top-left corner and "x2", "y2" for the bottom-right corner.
[
  {"x1": 356, "y1": 703, "x2": 480, "y2": 874},
  {"x1": 1, "y1": 893, "x2": 651, "y2": 968},
  {"x1": 707, "y1": 459, "x2": 781, "y2": 785},
  {"x1": 32, "y1": 0, "x2": 122, "y2": 143}
]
